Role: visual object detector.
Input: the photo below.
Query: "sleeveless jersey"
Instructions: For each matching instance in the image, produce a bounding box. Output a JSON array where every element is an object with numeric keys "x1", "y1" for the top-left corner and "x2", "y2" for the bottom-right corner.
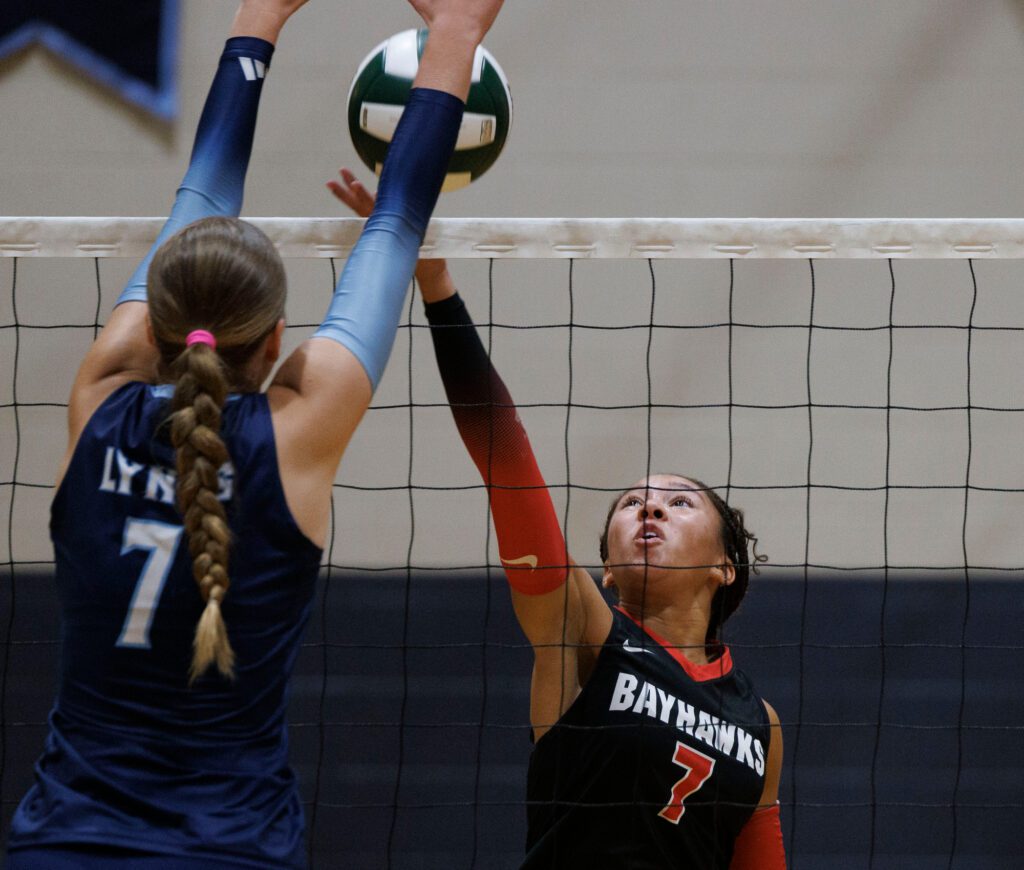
[
  {"x1": 7, "y1": 382, "x2": 322, "y2": 868},
  {"x1": 523, "y1": 606, "x2": 769, "y2": 869}
]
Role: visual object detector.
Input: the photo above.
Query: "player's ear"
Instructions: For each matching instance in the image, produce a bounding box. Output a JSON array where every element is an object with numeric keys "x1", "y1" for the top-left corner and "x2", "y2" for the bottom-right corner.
[
  {"x1": 602, "y1": 562, "x2": 616, "y2": 591},
  {"x1": 715, "y1": 557, "x2": 735, "y2": 588}
]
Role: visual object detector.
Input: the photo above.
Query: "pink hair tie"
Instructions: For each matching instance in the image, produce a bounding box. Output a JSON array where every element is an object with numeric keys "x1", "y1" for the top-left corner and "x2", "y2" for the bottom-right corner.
[{"x1": 186, "y1": 329, "x2": 217, "y2": 349}]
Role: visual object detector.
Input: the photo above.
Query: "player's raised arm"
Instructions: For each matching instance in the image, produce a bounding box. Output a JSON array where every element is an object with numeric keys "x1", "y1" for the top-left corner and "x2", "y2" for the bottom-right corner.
[
  {"x1": 421, "y1": 279, "x2": 616, "y2": 733},
  {"x1": 64, "y1": 0, "x2": 309, "y2": 476},
  {"x1": 407, "y1": 0, "x2": 504, "y2": 99},
  {"x1": 268, "y1": 0, "x2": 505, "y2": 547},
  {"x1": 328, "y1": 166, "x2": 613, "y2": 735}
]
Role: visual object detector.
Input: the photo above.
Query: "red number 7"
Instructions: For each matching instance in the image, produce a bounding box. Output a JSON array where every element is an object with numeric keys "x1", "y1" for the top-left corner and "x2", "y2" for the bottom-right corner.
[{"x1": 658, "y1": 741, "x2": 716, "y2": 824}]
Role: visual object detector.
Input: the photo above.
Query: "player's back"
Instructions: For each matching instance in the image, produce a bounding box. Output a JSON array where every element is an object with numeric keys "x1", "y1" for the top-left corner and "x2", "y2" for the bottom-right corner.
[{"x1": 9, "y1": 381, "x2": 321, "y2": 867}]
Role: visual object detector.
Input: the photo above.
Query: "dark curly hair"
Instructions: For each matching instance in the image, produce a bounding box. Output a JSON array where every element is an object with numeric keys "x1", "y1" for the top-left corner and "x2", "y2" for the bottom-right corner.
[{"x1": 598, "y1": 475, "x2": 765, "y2": 648}]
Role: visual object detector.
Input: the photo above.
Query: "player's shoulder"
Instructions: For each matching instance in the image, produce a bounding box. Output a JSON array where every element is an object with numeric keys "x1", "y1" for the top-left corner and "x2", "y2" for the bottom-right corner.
[{"x1": 723, "y1": 659, "x2": 764, "y2": 697}]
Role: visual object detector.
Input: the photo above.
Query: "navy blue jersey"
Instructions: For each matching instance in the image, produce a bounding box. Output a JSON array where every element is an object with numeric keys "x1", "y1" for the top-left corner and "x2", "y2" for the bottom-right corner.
[
  {"x1": 523, "y1": 607, "x2": 769, "y2": 870},
  {"x1": 8, "y1": 382, "x2": 321, "y2": 868}
]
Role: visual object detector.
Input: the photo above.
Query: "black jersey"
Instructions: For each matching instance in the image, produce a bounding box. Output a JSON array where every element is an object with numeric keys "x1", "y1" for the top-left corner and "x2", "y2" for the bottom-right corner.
[{"x1": 524, "y1": 606, "x2": 769, "y2": 869}]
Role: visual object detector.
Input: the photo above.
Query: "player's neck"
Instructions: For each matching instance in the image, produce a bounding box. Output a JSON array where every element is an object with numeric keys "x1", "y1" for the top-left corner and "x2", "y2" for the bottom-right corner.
[{"x1": 617, "y1": 594, "x2": 713, "y2": 666}]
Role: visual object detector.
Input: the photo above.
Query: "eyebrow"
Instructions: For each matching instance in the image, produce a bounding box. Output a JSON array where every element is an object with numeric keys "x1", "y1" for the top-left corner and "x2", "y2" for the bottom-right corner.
[{"x1": 622, "y1": 484, "x2": 705, "y2": 503}]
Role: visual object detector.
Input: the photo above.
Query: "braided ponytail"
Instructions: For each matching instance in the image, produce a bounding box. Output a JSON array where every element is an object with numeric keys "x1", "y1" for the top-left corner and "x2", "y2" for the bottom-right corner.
[
  {"x1": 168, "y1": 341, "x2": 235, "y2": 682},
  {"x1": 147, "y1": 216, "x2": 288, "y2": 682}
]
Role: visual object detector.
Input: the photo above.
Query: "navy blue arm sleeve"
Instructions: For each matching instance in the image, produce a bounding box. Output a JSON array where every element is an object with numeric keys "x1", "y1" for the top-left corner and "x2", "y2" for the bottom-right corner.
[
  {"x1": 117, "y1": 37, "x2": 274, "y2": 305},
  {"x1": 313, "y1": 88, "x2": 464, "y2": 389}
]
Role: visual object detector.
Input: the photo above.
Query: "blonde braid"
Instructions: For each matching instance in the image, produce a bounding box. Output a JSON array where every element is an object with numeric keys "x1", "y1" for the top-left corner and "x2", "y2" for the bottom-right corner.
[
  {"x1": 169, "y1": 342, "x2": 235, "y2": 683},
  {"x1": 148, "y1": 216, "x2": 288, "y2": 681}
]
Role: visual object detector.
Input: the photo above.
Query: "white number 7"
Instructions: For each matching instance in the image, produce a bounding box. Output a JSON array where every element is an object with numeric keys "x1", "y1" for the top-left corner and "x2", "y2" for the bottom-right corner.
[{"x1": 117, "y1": 518, "x2": 184, "y2": 649}]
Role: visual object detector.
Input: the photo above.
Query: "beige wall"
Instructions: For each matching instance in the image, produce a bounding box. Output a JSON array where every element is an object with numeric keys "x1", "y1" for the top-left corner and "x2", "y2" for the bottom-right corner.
[
  {"x1": 4, "y1": 0, "x2": 1024, "y2": 218},
  {"x1": 3, "y1": 1, "x2": 1024, "y2": 572}
]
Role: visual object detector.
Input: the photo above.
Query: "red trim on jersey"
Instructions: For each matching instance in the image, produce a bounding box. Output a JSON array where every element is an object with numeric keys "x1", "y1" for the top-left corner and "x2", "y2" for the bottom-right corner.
[
  {"x1": 730, "y1": 804, "x2": 786, "y2": 869},
  {"x1": 615, "y1": 605, "x2": 734, "y2": 682}
]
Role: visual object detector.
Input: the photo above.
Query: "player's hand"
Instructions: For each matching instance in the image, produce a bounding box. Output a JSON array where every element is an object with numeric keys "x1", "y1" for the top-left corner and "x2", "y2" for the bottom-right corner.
[
  {"x1": 327, "y1": 168, "x2": 375, "y2": 219},
  {"x1": 327, "y1": 167, "x2": 453, "y2": 302},
  {"x1": 407, "y1": 0, "x2": 504, "y2": 42}
]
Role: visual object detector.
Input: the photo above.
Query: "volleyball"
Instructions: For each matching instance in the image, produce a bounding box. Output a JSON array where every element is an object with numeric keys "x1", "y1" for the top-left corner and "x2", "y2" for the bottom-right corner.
[{"x1": 347, "y1": 29, "x2": 512, "y2": 191}]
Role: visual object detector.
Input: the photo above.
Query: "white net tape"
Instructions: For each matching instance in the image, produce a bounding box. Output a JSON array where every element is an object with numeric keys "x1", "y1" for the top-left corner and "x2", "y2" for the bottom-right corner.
[{"x1": 3, "y1": 217, "x2": 1024, "y2": 259}]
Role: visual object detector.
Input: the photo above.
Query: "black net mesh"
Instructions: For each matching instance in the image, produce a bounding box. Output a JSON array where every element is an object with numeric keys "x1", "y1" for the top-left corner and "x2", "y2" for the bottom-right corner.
[{"x1": 1, "y1": 246, "x2": 1023, "y2": 868}]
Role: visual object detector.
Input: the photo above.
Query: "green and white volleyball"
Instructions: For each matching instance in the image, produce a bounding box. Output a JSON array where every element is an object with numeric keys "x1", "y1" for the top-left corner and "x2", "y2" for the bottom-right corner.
[{"x1": 347, "y1": 29, "x2": 512, "y2": 191}]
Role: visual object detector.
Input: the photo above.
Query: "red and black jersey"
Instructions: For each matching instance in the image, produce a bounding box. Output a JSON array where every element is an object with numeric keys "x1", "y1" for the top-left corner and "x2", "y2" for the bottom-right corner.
[
  {"x1": 523, "y1": 606, "x2": 770, "y2": 870},
  {"x1": 422, "y1": 293, "x2": 774, "y2": 867}
]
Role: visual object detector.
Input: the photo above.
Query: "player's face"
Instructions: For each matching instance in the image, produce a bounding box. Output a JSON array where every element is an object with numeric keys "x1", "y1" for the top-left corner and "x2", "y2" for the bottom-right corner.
[{"x1": 603, "y1": 474, "x2": 731, "y2": 593}]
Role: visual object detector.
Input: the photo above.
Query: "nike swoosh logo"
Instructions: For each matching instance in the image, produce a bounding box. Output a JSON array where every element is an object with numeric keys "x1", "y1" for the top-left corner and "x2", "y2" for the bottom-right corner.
[
  {"x1": 501, "y1": 554, "x2": 539, "y2": 570},
  {"x1": 623, "y1": 640, "x2": 657, "y2": 655}
]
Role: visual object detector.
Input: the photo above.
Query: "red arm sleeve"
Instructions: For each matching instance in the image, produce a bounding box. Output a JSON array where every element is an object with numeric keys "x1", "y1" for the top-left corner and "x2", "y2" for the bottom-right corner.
[
  {"x1": 730, "y1": 804, "x2": 786, "y2": 870},
  {"x1": 424, "y1": 293, "x2": 568, "y2": 594}
]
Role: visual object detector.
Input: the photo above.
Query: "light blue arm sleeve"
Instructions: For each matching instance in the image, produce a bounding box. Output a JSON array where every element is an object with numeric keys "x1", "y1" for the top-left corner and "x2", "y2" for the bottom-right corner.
[
  {"x1": 116, "y1": 37, "x2": 274, "y2": 306},
  {"x1": 313, "y1": 88, "x2": 465, "y2": 390}
]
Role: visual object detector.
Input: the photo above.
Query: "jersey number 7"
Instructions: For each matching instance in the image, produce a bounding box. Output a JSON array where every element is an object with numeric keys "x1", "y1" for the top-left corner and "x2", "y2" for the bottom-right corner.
[
  {"x1": 116, "y1": 517, "x2": 184, "y2": 649},
  {"x1": 658, "y1": 741, "x2": 716, "y2": 824}
]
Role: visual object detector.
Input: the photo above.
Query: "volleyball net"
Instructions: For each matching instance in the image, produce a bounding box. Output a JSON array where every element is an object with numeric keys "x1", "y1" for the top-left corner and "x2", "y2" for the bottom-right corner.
[{"x1": 2, "y1": 217, "x2": 1023, "y2": 868}]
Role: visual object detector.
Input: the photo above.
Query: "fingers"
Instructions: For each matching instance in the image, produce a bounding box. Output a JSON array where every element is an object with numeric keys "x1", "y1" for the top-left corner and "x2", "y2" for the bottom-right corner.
[{"x1": 326, "y1": 168, "x2": 376, "y2": 219}]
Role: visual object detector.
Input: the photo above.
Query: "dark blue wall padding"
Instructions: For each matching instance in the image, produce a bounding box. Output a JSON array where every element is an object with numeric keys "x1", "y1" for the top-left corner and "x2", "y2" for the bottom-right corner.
[{"x1": 2, "y1": 569, "x2": 1021, "y2": 868}]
